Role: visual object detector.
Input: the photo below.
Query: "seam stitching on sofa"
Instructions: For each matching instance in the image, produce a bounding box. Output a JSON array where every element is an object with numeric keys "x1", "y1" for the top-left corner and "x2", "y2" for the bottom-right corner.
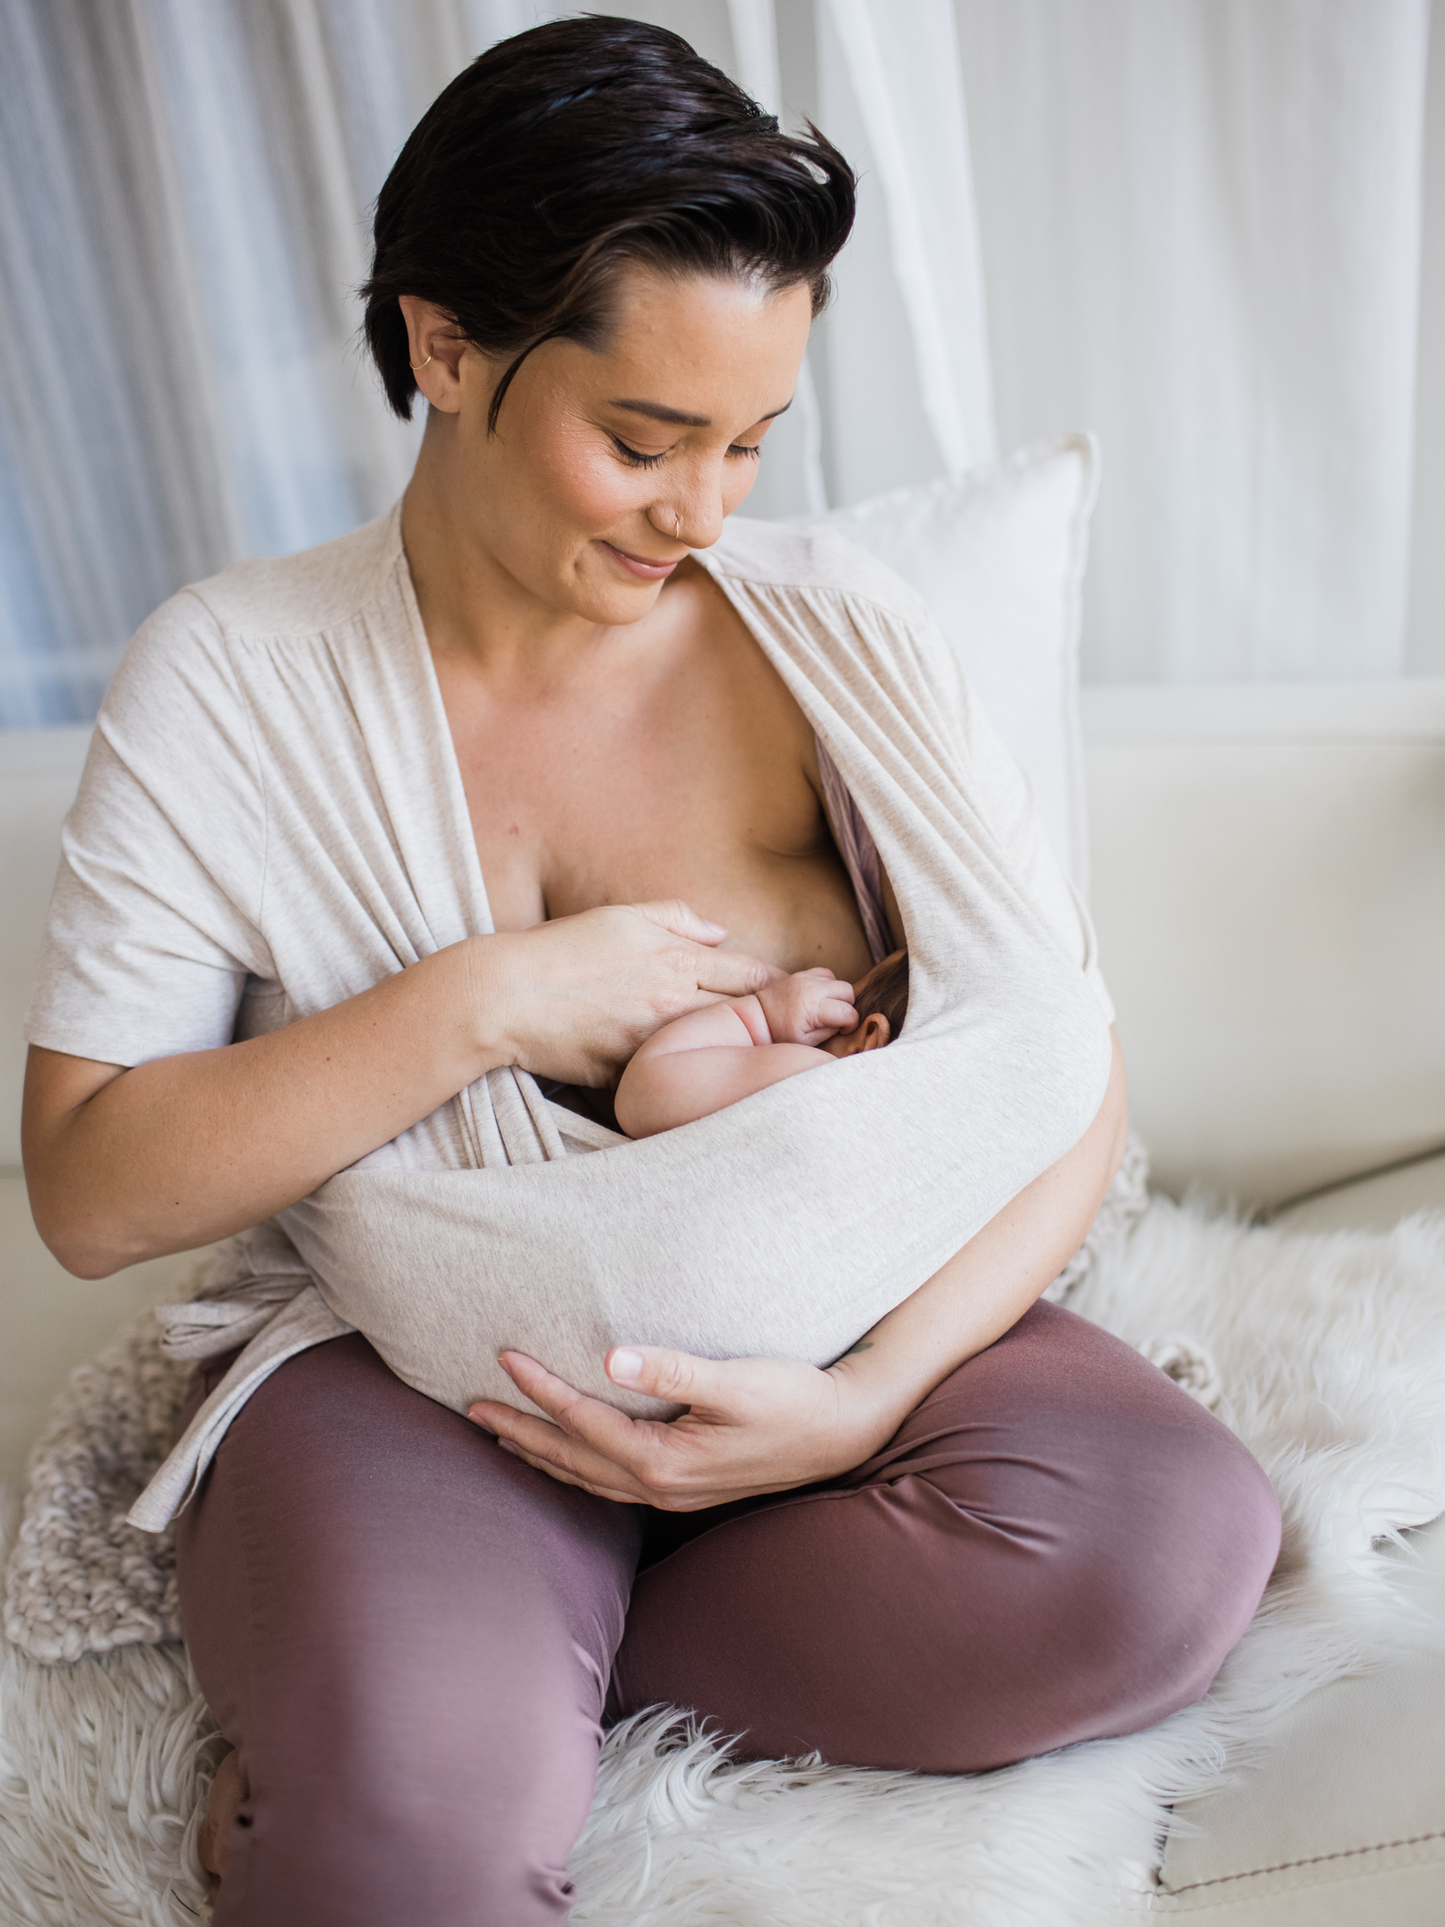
[{"x1": 1165, "y1": 1828, "x2": 1445, "y2": 1894}]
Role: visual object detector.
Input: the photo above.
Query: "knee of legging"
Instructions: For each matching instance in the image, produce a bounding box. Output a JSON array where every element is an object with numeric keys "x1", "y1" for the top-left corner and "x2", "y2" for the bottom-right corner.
[
  {"x1": 234, "y1": 1647, "x2": 601, "y2": 1901},
  {"x1": 241, "y1": 1733, "x2": 583, "y2": 1925},
  {"x1": 1038, "y1": 1434, "x2": 1282, "y2": 1727}
]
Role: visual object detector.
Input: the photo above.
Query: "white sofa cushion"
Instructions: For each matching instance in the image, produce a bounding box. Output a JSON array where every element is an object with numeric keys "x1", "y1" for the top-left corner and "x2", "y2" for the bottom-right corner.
[
  {"x1": 1274, "y1": 1150, "x2": 1445, "y2": 1235},
  {"x1": 1157, "y1": 1511, "x2": 1445, "y2": 1923}
]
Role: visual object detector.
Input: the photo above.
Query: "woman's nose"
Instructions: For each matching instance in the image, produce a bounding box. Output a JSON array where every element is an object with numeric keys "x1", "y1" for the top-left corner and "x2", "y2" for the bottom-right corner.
[{"x1": 665, "y1": 460, "x2": 730, "y2": 551}]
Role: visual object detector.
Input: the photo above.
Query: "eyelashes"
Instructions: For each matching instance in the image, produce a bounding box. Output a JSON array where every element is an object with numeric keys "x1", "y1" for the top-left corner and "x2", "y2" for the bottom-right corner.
[
  {"x1": 610, "y1": 436, "x2": 762, "y2": 469},
  {"x1": 610, "y1": 437, "x2": 665, "y2": 470}
]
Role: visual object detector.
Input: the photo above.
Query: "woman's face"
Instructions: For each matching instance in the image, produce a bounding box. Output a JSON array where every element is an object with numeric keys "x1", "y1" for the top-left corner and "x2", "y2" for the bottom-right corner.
[{"x1": 402, "y1": 265, "x2": 814, "y2": 625}]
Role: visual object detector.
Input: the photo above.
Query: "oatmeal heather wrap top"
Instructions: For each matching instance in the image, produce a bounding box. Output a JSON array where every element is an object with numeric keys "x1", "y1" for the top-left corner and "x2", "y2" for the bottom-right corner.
[{"x1": 24, "y1": 508, "x2": 1114, "y2": 1529}]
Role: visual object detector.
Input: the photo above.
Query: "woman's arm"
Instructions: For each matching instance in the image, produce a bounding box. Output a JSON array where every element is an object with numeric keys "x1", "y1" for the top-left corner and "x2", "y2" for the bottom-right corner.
[
  {"x1": 23, "y1": 901, "x2": 778, "y2": 1280},
  {"x1": 469, "y1": 1028, "x2": 1129, "y2": 1508},
  {"x1": 824, "y1": 1026, "x2": 1128, "y2": 1435}
]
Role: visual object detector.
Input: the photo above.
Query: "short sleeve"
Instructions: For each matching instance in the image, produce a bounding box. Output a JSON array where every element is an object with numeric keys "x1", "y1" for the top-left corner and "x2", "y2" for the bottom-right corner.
[{"x1": 25, "y1": 590, "x2": 275, "y2": 1068}]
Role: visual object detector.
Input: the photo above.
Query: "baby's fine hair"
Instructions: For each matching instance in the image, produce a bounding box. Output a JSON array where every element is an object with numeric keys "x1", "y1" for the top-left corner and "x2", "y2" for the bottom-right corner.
[{"x1": 853, "y1": 948, "x2": 909, "y2": 1038}]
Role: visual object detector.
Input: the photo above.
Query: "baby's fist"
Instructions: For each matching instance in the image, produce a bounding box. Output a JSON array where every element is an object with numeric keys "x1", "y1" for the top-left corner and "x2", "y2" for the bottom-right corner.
[{"x1": 758, "y1": 968, "x2": 858, "y2": 1047}]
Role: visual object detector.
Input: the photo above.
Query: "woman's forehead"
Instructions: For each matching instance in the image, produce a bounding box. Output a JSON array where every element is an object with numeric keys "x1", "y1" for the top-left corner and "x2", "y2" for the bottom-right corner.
[{"x1": 577, "y1": 266, "x2": 811, "y2": 423}]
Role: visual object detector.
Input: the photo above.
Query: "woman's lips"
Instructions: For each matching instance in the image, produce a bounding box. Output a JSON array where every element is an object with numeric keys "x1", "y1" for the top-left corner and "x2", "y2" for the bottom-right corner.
[{"x1": 600, "y1": 540, "x2": 683, "y2": 581}]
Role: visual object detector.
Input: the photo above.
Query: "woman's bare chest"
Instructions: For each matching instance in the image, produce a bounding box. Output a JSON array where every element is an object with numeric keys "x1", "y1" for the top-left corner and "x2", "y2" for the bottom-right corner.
[{"x1": 437, "y1": 621, "x2": 871, "y2": 977}]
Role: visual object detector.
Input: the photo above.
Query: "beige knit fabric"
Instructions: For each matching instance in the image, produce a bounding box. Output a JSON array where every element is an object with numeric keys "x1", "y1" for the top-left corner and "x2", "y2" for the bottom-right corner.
[{"x1": 23, "y1": 505, "x2": 1111, "y2": 1531}]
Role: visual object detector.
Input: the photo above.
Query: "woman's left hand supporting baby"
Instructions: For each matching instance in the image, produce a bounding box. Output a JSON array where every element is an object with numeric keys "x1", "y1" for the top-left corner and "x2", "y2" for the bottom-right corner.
[
  {"x1": 469, "y1": 1029, "x2": 1129, "y2": 1508},
  {"x1": 468, "y1": 1346, "x2": 894, "y2": 1509}
]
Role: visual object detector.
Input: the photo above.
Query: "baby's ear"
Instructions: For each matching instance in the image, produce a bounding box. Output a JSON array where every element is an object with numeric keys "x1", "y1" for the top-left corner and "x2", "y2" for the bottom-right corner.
[{"x1": 854, "y1": 1012, "x2": 890, "y2": 1053}]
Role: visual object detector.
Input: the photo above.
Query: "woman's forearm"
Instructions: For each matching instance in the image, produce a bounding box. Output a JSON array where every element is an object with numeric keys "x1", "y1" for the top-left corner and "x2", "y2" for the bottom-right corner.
[
  {"x1": 24, "y1": 900, "x2": 778, "y2": 1279},
  {"x1": 826, "y1": 1029, "x2": 1128, "y2": 1451},
  {"x1": 23, "y1": 938, "x2": 503, "y2": 1278}
]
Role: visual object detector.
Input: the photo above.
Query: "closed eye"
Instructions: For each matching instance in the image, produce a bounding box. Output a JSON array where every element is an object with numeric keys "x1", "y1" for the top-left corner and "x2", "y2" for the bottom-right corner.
[
  {"x1": 611, "y1": 436, "x2": 667, "y2": 470},
  {"x1": 610, "y1": 435, "x2": 764, "y2": 469}
]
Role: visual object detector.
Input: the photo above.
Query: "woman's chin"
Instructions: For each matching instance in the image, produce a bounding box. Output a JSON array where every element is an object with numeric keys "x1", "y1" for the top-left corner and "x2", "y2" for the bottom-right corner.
[{"x1": 565, "y1": 559, "x2": 670, "y2": 627}]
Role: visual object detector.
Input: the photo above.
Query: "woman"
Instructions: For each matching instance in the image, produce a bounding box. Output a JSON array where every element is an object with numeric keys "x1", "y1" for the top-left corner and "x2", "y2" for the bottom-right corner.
[{"x1": 21, "y1": 21, "x2": 1279, "y2": 1924}]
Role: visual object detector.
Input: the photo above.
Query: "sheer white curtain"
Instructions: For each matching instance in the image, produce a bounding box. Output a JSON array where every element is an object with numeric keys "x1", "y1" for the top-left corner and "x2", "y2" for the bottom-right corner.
[
  {"x1": 0, "y1": 0, "x2": 1439, "y2": 721},
  {"x1": 0, "y1": 0, "x2": 540, "y2": 725},
  {"x1": 956, "y1": 0, "x2": 1433, "y2": 683}
]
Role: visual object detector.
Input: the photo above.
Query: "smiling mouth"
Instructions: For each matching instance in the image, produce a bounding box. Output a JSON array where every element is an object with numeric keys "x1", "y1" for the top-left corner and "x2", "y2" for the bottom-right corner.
[{"x1": 600, "y1": 540, "x2": 685, "y2": 580}]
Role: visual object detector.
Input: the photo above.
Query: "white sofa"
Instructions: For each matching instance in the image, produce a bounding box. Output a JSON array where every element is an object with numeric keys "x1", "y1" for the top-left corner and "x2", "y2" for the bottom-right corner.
[
  {"x1": 1082, "y1": 680, "x2": 1445, "y2": 1923},
  {"x1": 2, "y1": 683, "x2": 1443, "y2": 1920}
]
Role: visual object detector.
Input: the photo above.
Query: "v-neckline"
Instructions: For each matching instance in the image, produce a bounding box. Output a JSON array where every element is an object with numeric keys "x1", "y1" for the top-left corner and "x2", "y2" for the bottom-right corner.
[
  {"x1": 384, "y1": 511, "x2": 796, "y2": 949},
  {"x1": 388, "y1": 504, "x2": 500, "y2": 941}
]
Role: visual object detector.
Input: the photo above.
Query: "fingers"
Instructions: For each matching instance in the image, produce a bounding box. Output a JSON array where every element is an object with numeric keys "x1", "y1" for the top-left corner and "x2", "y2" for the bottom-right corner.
[
  {"x1": 626, "y1": 902, "x2": 780, "y2": 998},
  {"x1": 469, "y1": 1392, "x2": 653, "y2": 1501},
  {"x1": 633, "y1": 899, "x2": 728, "y2": 945},
  {"x1": 489, "y1": 1352, "x2": 654, "y2": 1456},
  {"x1": 694, "y1": 951, "x2": 784, "y2": 998},
  {"x1": 470, "y1": 1351, "x2": 691, "y2": 1504},
  {"x1": 607, "y1": 1343, "x2": 738, "y2": 1411},
  {"x1": 475, "y1": 1410, "x2": 651, "y2": 1510}
]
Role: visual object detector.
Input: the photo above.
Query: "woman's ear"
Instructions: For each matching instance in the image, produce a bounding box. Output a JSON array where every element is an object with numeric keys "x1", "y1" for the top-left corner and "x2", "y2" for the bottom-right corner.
[{"x1": 398, "y1": 295, "x2": 470, "y2": 415}]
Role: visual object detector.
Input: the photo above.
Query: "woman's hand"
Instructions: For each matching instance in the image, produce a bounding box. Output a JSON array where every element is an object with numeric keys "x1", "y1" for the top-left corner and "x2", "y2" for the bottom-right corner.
[
  {"x1": 24, "y1": 897, "x2": 776, "y2": 1277},
  {"x1": 468, "y1": 1345, "x2": 896, "y2": 1509},
  {"x1": 470, "y1": 1029, "x2": 1130, "y2": 1509},
  {"x1": 482, "y1": 899, "x2": 781, "y2": 1088}
]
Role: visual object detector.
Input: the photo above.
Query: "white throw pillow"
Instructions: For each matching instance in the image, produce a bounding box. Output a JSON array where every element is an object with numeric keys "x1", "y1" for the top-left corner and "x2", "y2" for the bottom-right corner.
[{"x1": 785, "y1": 433, "x2": 1099, "y2": 892}]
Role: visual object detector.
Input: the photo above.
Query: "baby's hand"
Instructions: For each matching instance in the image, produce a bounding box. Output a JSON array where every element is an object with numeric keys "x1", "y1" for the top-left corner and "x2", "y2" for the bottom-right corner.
[{"x1": 756, "y1": 968, "x2": 857, "y2": 1047}]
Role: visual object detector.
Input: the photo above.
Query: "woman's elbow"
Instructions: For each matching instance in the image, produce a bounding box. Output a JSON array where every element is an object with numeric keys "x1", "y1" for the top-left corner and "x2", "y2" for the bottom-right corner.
[
  {"x1": 25, "y1": 1182, "x2": 140, "y2": 1280},
  {"x1": 21, "y1": 1048, "x2": 146, "y2": 1277}
]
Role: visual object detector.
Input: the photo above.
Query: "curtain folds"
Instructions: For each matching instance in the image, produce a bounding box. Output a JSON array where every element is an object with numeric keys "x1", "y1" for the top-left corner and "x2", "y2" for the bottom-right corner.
[
  {"x1": 824, "y1": 0, "x2": 996, "y2": 476},
  {"x1": 0, "y1": 0, "x2": 1438, "y2": 721},
  {"x1": 956, "y1": 0, "x2": 1432, "y2": 683}
]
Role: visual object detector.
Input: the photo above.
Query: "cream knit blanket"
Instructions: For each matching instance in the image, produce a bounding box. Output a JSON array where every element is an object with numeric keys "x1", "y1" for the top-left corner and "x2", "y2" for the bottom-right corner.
[{"x1": 128, "y1": 520, "x2": 1113, "y2": 1530}]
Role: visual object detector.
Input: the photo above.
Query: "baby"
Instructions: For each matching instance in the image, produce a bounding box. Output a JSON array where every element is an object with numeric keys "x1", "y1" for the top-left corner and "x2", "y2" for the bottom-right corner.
[{"x1": 615, "y1": 948, "x2": 909, "y2": 1139}]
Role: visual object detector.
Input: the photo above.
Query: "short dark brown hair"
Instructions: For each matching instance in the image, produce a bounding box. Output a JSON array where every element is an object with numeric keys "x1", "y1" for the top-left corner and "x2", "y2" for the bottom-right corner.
[
  {"x1": 854, "y1": 949, "x2": 909, "y2": 1039},
  {"x1": 362, "y1": 17, "x2": 855, "y2": 428}
]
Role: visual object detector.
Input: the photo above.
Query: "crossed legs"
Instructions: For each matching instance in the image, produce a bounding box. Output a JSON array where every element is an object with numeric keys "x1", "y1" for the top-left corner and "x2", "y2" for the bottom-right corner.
[{"x1": 179, "y1": 1308, "x2": 1279, "y2": 1923}]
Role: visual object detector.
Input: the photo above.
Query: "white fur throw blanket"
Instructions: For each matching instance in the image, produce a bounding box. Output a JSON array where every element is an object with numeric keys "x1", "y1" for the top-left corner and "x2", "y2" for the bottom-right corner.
[
  {"x1": 131, "y1": 519, "x2": 1116, "y2": 1530},
  {"x1": 4, "y1": 1194, "x2": 1444, "y2": 1926}
]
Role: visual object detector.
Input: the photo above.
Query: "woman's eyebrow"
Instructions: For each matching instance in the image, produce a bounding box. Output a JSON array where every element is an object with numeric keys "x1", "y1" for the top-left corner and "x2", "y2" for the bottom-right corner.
[{"x1": 608, "y1": 398, "x2": 793, "y2": 426}]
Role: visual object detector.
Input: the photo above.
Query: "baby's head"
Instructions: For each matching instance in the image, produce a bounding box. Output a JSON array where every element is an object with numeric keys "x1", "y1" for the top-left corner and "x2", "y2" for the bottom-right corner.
[{"x1": 823, "y1": 948, "x2": 908, "y2": 1058}]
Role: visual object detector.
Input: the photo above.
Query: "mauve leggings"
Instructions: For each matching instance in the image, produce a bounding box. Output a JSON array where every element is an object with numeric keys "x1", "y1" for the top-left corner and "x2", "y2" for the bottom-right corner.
[{"x1": 176, "y1": 1303, "x2": 1280, "y2": 1925}]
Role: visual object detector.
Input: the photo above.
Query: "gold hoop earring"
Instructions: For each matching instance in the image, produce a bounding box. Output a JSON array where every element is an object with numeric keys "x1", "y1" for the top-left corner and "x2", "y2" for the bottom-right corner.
[{"x1": 409, "y1": 355, "x2": 433, "y2": 371}]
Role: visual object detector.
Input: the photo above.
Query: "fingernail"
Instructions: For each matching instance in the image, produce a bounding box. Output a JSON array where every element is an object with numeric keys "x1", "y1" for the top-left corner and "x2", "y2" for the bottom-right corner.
[
  {"x1": 467, "y1": 1407, "x2": 495, "y2": 1434},
  {"x1": 498, "y1": 1440, "x2": 520, "y2": 1456},
  {"x1": 610, "y1": 1348, "x2": 645, "y2": 1383},
  {"x1": 700, "y1": 919, "x2": 726, "y2": 937}
]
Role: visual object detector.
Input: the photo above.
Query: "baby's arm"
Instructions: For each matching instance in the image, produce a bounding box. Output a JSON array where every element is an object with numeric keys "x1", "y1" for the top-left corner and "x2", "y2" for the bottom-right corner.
[{"x1": 615, "y1": 971, "x2": 856, "y2": 1139}]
